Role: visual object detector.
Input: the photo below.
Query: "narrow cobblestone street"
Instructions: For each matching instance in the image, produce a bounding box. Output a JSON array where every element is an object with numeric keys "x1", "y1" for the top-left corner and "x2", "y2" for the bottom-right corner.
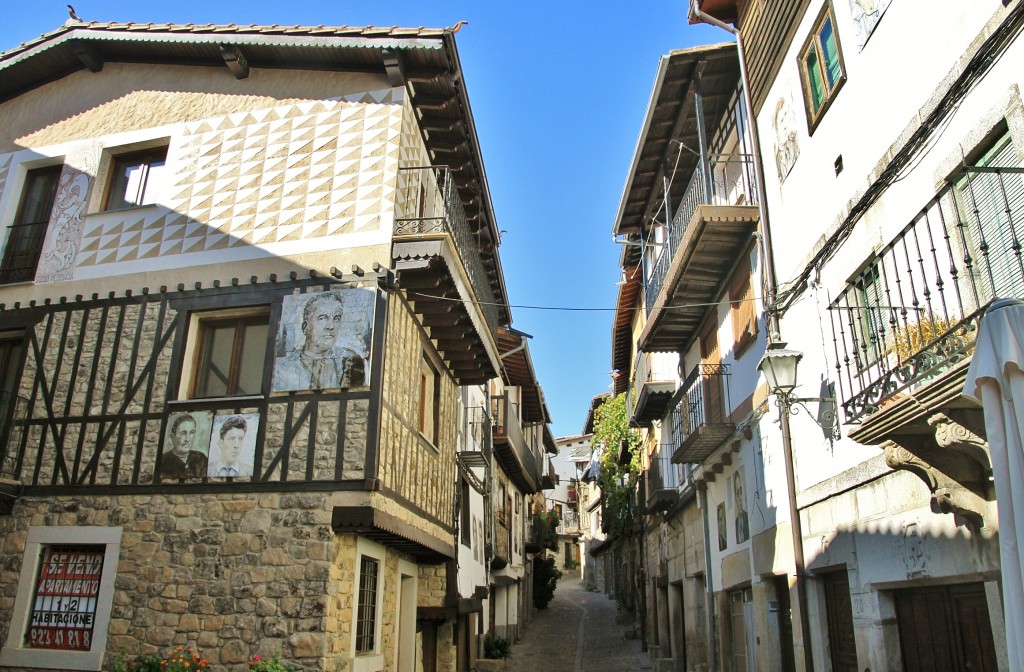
[{"x1": 508, "y1": 578, "x2": 652, "y2": 672}]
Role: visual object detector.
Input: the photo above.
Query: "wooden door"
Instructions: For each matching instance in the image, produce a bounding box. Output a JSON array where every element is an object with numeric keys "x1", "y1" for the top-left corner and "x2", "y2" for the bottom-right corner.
[
  {"x1": 728, "y1": 588, "x2": 751, "y2": 672},
  {"x1": 823, "y1": 570, "x2": 858, "y2": 672},
  {"x1": 895, "y1": 582, "x2": 998, "y2": 672},
  {"x1": 699, "y1": 314, "x2": 725, "y2": 424}
]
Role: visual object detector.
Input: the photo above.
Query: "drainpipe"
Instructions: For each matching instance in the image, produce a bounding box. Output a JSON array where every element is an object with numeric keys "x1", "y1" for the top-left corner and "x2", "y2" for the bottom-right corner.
[
  {"x1": 698, "y1": 484, "x2": 718, "y2": 672},
  {"x1": 687, "y1": 3, "x2": 815, "y2": 672}
]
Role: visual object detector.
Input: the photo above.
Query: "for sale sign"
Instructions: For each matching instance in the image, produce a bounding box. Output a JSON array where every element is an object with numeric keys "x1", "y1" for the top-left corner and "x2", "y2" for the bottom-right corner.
[{"x1": 28, "y1": 546, "x2": 104, "y2": 650}]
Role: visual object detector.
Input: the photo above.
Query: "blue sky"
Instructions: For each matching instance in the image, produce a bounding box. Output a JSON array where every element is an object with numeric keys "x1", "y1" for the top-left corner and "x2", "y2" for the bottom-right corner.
[{"x1": 1, "y1": 2, "x2": 726, "y2": 439}]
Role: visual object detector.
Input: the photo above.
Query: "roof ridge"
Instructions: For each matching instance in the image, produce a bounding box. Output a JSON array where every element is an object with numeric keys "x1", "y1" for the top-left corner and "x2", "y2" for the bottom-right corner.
[{"x1": 0, "y1": 20, "x2": 450, "y2": 62}]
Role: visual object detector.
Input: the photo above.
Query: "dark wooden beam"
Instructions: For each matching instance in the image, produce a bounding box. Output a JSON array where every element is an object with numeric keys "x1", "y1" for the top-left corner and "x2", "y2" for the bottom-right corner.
[
  {"x1": 382, "y1": 49, "x2": 403, "y2": 87},
  {"x1": 70, "y1": 41, "x2": 103, "y2": 73},
  {"x1": 219, "y1": 45, "x2": 250, "y2": 79}
]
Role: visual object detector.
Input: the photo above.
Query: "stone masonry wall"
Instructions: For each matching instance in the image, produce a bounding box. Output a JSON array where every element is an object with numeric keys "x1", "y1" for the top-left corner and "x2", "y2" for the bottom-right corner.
[{"x1": 0, "y1": 492, "x2": 347, "y2": 671}]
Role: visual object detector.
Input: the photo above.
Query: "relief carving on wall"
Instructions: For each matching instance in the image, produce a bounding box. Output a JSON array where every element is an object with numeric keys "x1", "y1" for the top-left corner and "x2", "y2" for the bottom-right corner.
[
  {"x1": 773, "y1": 95, "x2": 800, "y2": 183},
  {"x1": 882, "y1": 413, "x2": 992, "y2": 528},
  {"x1": 36, "y1": 145, "x2": 97, "y2": 282}
]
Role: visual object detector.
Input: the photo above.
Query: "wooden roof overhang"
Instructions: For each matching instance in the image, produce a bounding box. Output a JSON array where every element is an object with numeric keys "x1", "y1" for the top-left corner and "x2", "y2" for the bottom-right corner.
[
  {"x1": 611, "y1": 42, "x2": 740, "y2": 239},
  {"x1": 0, "y1": 21, "x2": 510, "y2": 326},
  {"x1": 397, "y1": 243, "x2": 499, "y2": 385},
  {"x1": 687, "y1": 0, "x2": 740, "y2": 25},
  {"x1": 583, "y1": 393, "x2": 610, "y2": 435},
  {"x1": 611, "y1": 263, "x2": 643, "y2": 397},
  {"x1": 638, "y1": 204, "x2": 758, "y2": 353},
  {"x1": 331, "y1": 504, "x2": 454, "y2": 563},
  {"x1": 497, "y1": 327, "x2": 551, "y2": 426}
]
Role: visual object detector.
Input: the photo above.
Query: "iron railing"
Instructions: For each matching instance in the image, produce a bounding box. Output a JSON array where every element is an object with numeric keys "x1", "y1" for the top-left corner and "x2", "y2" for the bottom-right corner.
[
  {"x1": 830, "y1": 165, "x2": 1024, "y2": 422},
  {"x1": 629, "y1": 351, "x2": 675, "y2": 416},
  {"x1": 557, "y1": 509, "x2": 580, "y2": 535},
  {"x1": 676, "y1": 363, "x2": 732, "y2": 444},
  {"x1": 491, "y1": 393, "x2": 540, "y2": 486},
  {"x1": 395, "y1": 166, "x2": 500, "y2": 333},
  {"x1": 645, "y1": 153, "x2": 759, "y2": 314},
  {"x1": 647, "y1": 451, "x2": 684, "y2": 493}
]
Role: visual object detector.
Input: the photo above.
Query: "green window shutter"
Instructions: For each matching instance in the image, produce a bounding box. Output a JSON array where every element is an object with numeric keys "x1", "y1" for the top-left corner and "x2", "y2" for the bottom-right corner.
[
  {"x1": 954, "y1": 133, "x2": 1024, "y2": 305},
  {"x1": 821, "y1": 17, "x2": 842, "y2": 89},
  {"x1": 805, "y1": 45, "x2": 826, "y2": 112}
]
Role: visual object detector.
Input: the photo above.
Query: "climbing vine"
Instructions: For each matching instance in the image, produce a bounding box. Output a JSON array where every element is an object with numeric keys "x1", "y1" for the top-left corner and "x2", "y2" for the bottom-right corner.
[{"x1": 592, "y1": 394, "x2": 641, "y2": 537}]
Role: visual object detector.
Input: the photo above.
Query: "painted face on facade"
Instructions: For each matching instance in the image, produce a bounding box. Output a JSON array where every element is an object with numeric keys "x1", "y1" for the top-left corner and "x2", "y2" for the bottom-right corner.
[
  {"x1": 220, "y1": 427, "x2": 245, "y2": 465},
  {"x1": 306, "y1": 299, "x2": 344, "y2": 355},
  {"x1": 171, "y1": 419, "x2": 197, "y2": 456}
]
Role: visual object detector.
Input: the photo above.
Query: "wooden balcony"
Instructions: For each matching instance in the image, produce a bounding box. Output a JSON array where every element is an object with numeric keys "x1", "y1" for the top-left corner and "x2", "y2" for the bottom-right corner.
[
  {"x1": 644, "y1": 451, "x2": 682, "y2": 514},
  {"x1": 639, "y1": 154, "x2": 759, "y2": 353},
  {"x1": 629, "y1": 352, "x2": 675, "y2": 427},
  {"x1": 491, "y1": 393, "x2": 541, "y2": 493},
  {"x1": 393, "y1": 166, "x2": 504, "y2": 385},
  {"x1": 672, "y1": 364, "x2": 735, "y2": 464}
]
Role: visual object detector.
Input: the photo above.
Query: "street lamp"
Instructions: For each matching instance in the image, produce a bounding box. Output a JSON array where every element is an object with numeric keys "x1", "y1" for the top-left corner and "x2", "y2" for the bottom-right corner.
[{"x1": 758, "y1": 342, "x2": 840, "y2": 440}]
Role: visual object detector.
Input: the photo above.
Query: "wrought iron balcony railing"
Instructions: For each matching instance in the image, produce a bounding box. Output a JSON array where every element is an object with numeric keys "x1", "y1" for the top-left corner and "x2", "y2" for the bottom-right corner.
[
  {"x1": 646, "y1": 152, "x2": 759, "y2": 314},
  {"x1": 829, "y1": 164, "x2": 1024, "y2": 423},
  {"x1": 557, "y1": 509, "x2": 580, "y2": 535},
  {"x1": 395, "y1": 166, "x2": 499, "y2": 333},
  {"x1": 673, "y1": 363, "x2": 735, "y2": 464},
  {"x1": 629, "y1": 351, "x2": 675, "y2": 425}
]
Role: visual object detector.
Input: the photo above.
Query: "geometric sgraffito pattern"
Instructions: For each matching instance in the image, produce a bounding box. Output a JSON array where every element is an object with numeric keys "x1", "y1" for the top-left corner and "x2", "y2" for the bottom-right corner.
[{"x1": 76, "y1": 88, "x2": 404, "y2": 267}]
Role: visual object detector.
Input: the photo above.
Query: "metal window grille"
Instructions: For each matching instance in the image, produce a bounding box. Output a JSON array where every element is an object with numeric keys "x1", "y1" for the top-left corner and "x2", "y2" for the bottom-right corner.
[{"x1": 355, "y1": 556, "x2": 379, "y2": 653}]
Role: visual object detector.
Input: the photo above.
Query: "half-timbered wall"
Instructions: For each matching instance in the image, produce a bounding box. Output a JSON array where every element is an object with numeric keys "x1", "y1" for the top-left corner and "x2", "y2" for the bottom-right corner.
[
  {"x1": 378, "y1": 292, "x2": 458, "y2": 539},
  {"x1": 0, "y1": 278, "x2": 382, "y2": 492}
]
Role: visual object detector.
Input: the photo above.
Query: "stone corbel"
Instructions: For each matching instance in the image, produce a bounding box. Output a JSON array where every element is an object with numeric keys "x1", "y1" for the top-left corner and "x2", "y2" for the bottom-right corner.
[{"x1": 883, "y1": 415, "x2": 992, "y2": 528}]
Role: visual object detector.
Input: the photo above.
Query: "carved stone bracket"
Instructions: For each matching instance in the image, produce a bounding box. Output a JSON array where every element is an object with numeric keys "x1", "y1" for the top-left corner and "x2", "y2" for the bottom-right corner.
[{"x1": 883, "y1": 414, "x2": 992, "y2": 527}]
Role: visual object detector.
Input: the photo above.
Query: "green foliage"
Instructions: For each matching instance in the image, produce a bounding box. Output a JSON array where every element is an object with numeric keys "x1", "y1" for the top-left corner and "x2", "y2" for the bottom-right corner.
[
  {"x1": 483, "y1": 633, "x2": 513, "y2": 659},
  {"x1": 111, "y1": 647, "x2": 209, "y2": 672},
  {"x1": 592, "y1": 394, "x2": 641, "y2": 537},
  {"x1": 249, "y1": 654, "x2": 300, "y2": 672},
  {"x1": 531, "y1": 509, "x2": 560, "y2": 550},
  {"x1": 533, "y1": 555, "x2": 562, "y2": 609}
]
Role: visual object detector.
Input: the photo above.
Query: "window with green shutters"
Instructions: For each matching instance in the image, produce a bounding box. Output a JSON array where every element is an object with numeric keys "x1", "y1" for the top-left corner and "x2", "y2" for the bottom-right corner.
[{"x1": 799, "y1": 4, "x2": 846, "y2": 131}]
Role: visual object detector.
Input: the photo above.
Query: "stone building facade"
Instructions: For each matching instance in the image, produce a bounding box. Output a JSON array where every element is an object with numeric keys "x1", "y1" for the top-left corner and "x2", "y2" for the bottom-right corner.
[{"x1": 0, "y1": 19, "x2": 551, "y2": 672}]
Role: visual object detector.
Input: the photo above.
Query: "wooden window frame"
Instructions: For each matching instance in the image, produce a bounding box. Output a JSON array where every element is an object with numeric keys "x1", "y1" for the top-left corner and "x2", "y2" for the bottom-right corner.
[
  {"x1": 798, "y1": 2, "x2": 847, "y2": 133},
  {"x1": 102, "y1": 146, "x2": 168, "y2": 211},
  {"x1": 418, "y1": 353, "x2": 441, "y2": 446},
  {"x1": 1, "y1": 164, "x2": 62, "y2": 285},
  {"x1": 189, "y1": 310, "x2": 271, "y2": 399},
  {"x1": 460, "y1": 479, "x2": 472, "y2": 547}
]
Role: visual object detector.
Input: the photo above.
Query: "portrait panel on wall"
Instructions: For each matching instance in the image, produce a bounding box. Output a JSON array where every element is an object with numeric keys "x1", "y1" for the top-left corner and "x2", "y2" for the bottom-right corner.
[
  {"x1": 850, "y1": 0, "x2": 892, "y2": 50},
  {"x1": 717, "y1": 502, "x2": 728, "y2": 551},
  {"x1": 272, "y1": 287, "x2": 375, "y2": 392},
  {"x1": 733, "y1": 470, "x2": 750, "y2": 544},
  {"x1": 159, "y1": 410, "x2": 213, "y2": 481},
  {"x1": 207, "y1": 412, "x2": 260, "y2": 479}
]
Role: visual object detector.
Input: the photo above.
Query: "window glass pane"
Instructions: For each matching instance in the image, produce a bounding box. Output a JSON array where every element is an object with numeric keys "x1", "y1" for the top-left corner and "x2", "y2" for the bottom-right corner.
[
  {"x1": 820, "y1": 17, "x2": 842, "y2": 89},
  {"x1": 20, "y1": 170, "x2": 61, "y2": 225},
  {"x1": 196, "y1": 324, "x2": 234, "y2": 397},
  {"x1": 236, "y1": 322, "x2": 268, "y2": 395},
  {"x1": 804, "y1": 46, "x2": 825, "y2": 112},
  {"x1": 105, "y1": 149, "x2": 168, "y2": 210},
  {"x1": 141, "y1": 159, "x2": 168, "y2": 206}
]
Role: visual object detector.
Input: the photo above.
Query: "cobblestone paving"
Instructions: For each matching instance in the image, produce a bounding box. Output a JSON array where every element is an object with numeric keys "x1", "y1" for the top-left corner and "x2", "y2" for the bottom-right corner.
[{"x1": 508, "y1": 578, "x2": 652, "y2": 672}]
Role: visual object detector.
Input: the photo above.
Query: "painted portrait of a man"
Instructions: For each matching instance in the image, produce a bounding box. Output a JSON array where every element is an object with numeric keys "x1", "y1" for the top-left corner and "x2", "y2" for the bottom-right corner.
[
  {"x1": 207, "y1": 413, "x2": 259, "y2": 479},
  {"x1": 272, "y1": 288, "x2": 373, "y2": 392},
  {"x1": 159, "y1": 411, "x2": 212, "y2": 481}
]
